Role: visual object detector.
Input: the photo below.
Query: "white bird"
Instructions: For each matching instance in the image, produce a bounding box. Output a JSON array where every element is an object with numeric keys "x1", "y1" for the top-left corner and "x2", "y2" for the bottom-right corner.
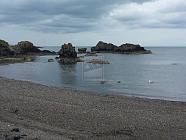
[{"x1": 148, "y1": 80, "x2": 154, "y2": 84}]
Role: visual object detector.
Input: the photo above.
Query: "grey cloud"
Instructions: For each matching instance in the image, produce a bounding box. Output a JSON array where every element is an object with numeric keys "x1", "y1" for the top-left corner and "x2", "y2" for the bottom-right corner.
[
  {"x1": 0, "y1": 0, "x2": 160, "y2": 33},
  {"x1": 109, "y1": 0, "x2": 186, "y2": 29}
]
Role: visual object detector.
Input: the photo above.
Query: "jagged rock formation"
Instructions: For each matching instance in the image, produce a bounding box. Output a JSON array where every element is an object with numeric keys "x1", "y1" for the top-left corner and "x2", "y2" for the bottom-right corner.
[
  {"x1": 59, "y1": 43, "x2": 78, "y2": 64},
  {"x1": 91, "y1": 41, "x2": 152, "y2": 54},
  {"x1": 14, "y1": 41, "x2": 41, "y2": 54},
  {"x1": 91, "y1": 41, "x2": 117, "y2": 52},
  {"x1": 0, "y1": 40, "x2": 14, "y2": 56},
  {"x1": 0, "y1": 39, "x2": 56, "y2": 56}
]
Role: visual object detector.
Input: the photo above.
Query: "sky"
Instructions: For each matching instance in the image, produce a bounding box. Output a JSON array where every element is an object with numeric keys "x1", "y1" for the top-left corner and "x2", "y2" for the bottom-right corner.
[{"x1": 0, "y1": 0, "x2": 186, "y2": 46}]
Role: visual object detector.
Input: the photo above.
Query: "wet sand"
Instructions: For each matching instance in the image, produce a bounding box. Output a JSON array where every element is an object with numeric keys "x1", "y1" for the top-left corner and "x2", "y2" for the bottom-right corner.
[{"x1": 0, "y1": 77, "x2": 186, "y2": 140}]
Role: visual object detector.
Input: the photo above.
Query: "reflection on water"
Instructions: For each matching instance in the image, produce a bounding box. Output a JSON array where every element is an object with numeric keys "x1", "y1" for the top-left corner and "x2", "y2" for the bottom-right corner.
[
  {"x1": 59, "y1": 64, "x2": 78, "y2": 84},
  {"x1": 0, "y1": 47, "x2": 186, "y2": 101}
]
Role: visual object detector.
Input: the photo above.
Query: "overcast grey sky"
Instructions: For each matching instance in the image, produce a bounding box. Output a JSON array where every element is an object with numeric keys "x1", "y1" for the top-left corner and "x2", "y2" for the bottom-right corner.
[{"x1": 0, "y1": 0, "x2": 186, "y2": 46}]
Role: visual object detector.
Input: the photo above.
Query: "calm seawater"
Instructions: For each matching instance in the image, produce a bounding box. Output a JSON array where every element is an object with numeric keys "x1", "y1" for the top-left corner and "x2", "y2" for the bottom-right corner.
[{"x1": 0, "y1": 47, "x2": 186, "y2": 101}]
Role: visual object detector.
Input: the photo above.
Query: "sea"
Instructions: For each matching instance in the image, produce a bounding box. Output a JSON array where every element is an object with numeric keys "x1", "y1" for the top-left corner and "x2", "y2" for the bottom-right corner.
[{"x1": 0, "y1": 46, "x2": 186, "y2": 102}]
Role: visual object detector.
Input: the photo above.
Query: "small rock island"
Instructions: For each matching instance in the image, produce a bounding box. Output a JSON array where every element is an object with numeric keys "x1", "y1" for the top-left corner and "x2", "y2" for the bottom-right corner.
[
  {"x1": 91, "y1": 41, "x2": 152, "y2": 54},
  {"x1": 58, "y1": 43, "x2": 80, "y2": 64}
]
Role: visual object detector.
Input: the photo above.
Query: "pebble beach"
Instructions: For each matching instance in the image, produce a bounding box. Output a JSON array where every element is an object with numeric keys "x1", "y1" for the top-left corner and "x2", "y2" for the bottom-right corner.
[{"x1": 0, "y1": 77, "x2": 186, "y2": 140}]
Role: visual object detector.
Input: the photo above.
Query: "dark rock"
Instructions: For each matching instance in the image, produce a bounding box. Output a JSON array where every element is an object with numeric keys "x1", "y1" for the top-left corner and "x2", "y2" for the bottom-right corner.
[
  {"x1": 48, "y1": 59, "x2": 54, "y2": 62},
  {"x1": 117, "y1": 43, "x2": 145, "y2": 52},
  {"x1": 0, "y1": 39, "x2": 14, "y2": 56},
  {"x1": 85, "y1": 52, "x2": 98, "y2": 56},
  {"x1": 59, "y1": 58, "x2": 79, "y2": 64},
  {"x1": 11, "y1": 108, "x2": 19, "y2": 114},
  {"x1": 58, "y1": 43, "x2": 78, "y2": 64},
  {"x1": 100, "y1": 81, "x2": 107, "y2": 84},
  {"x1": 41, "y1": 50, "x2": 56, "y2": 55},
  {"x1": 1, "y1": 39, "x2": 55, "y2": 57},
  {"x1": 13, "y1": 135, "x2": 23, "y2": 140},
  {"x1": 93, "y1": 128, "x2": 134, "y2": 137},
  {"x1": 14, "y1": 41, "x2": 41, "y2": 54},
  {"x1": 78, "y1": 48, "x2": 87, "y2": 53},
  {"x1": 91, "y1": 41, "x2": 117, "y2": 52},
  {"x1": 91, "y1": 41, "x2": 151, "y2": 54},
  {"x1": 0, "y1": 39, "x2": 9, "y2": 47},
  {"x1": 59, "y1": 43, "x2": 77, "y2": 58},
  {"x1": 11, "y1": 128, "x2": 20, "y2": 132}
]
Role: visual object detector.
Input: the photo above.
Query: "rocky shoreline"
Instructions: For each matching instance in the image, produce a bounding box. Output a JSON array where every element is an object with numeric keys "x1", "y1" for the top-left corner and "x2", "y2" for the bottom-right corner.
[
  {"x1": 0, "y1": 77, "x2": 186, "y2": 140},
  {"x1": 0, "y1": 39, "x2": 56, "y2": 64},
  {"x1": 1, "y1": 39, "x2": 152, "y2": 65}
]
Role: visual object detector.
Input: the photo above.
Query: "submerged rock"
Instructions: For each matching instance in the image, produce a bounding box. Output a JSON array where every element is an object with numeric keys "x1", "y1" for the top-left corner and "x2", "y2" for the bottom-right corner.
[
  {"x1": 87, "y1": 59, "x2": 110, "y2": 64},
  {"x1": 48, "y1": 59, "x2": 54, "y2": 62},
  {"x1": 59, "y1": 43, "x2": 78, "y2": 64},
  {"x1": 78, "y1": 48, "x2": 87, "y2": 53},
  {"x1": 42, "y1": 50, "x2": 56, "y2": 55},
  {"x1": 85, "y1": 52, "x2": 98, "y2": 56}
]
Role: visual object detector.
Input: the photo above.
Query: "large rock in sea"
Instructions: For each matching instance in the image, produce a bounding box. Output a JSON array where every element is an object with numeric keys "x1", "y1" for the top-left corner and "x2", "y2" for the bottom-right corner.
[
  {"x1": 91, "y1": 41, "x2": 117, "y2": 52},
  {"x1": 0, "y1": 39, "x2": 14, "y2": 56},
  {"x1": 59, "y1": 43, "x2": 78, "y2": 64},
  {"x1": 91, "y1": 41, "x2": 151, "y2": 54},
  {"x1": 14, "y1": 41, "x2": 41, "y2": 54},
  {"x1": 117, "y1": 43, "x2": 151, "y2": 54}
]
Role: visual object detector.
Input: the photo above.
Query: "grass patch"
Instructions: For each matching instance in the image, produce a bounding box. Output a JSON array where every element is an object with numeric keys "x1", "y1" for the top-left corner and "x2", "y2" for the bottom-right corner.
[{"x1": 0, "y1": 56, "x2": 34, "y2": 64}]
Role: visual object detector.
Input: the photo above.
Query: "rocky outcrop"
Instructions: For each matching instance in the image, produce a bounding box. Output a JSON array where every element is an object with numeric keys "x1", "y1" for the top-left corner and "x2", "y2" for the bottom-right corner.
[
  {"x1": 78, "y1": 48, "x2": 87, "y2": 53},
  {"x1": 117, "y1": 43, "x2": 147, "y2": 53},
  {"x1": 85, "y1": 52, "x2": 98, "y2": 56},
  {"x1": 91, "y1": 41, "x2": 151, "y2": 54},
  {"x1": 59, "y1": 43, "x2": 78, "y2": 64},
  {"x1": 0, "y1": 40, "x2": 14, "y2": 56},
  {"x1": 14, "y1": 41, "x2": 41, "y2": 54},
  {"x1": 91, "y1": 41, "x2": 117, "y2": 52},
  {"x1": 0, "y1": 39, "x2": 57, "y2": 57}
]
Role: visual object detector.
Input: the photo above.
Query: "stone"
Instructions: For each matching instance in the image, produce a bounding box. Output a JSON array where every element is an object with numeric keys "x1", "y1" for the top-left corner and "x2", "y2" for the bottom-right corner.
[
  {"x1": 91, "y1": 41, "x2": 152, "y2": 54},
  {"x1": 14, "y1": 41, "x2": 41, "y2": 54},
  {"x1": 58, "y1": 43, "x2": 78, "y2": 64},
  {"x1": 48, "y1": 59, "x2": 54, "y2": 62},
  {"x1": 78, "y1": 48, "x2": 87, "y2": 53},
  {"x1": 59, "y1": 43, "x2": 77, "y2": 58},
  {"x1": 0, "y1": 39, "x2": 14, "y2": 56},
  {"x1": 85, "y1": 52, "x2": 98, "y2": 56},
  {"x1": 91, "y1": 41, "x2": 117, "y2": 52},
  {"x1": 41, "y1": 50, "x2": 56, "y2": 55},
  {"x1": 11, "y1": 128, "x2": 20, "y2": 132}
]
